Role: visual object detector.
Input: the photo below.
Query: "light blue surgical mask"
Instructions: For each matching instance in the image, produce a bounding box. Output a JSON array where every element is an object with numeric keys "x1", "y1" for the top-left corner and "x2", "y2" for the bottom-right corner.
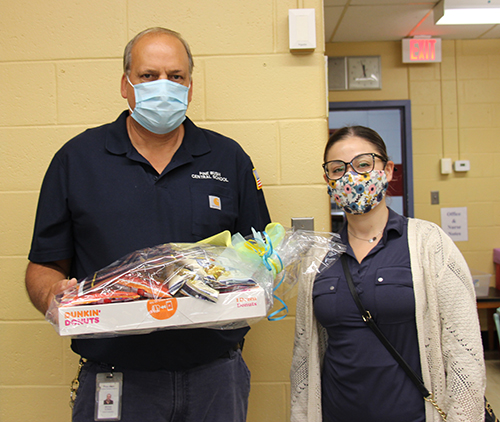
[{"x1": 127, "y1": 76, "x2": 190, "y2": 134}]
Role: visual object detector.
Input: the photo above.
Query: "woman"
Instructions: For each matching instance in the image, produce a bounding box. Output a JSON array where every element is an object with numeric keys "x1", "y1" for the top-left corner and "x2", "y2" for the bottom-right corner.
[{"x1": 290, "y1": 126, "x2": 486, "y2": 422}]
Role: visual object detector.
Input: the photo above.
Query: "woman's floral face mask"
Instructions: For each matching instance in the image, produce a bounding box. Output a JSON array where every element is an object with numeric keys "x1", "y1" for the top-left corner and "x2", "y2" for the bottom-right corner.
[{"x1": 329, "y1": 170, "x2": 388, "y2": 214}]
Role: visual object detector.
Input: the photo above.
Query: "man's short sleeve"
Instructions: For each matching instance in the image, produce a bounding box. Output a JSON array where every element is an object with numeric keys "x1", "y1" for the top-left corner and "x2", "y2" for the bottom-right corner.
[{"x1": 28, "y1": 153, "x2": 74, "y2": 263}]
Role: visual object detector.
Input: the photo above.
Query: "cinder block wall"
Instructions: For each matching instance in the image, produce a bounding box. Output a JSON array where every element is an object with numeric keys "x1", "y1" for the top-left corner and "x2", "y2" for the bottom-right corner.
[
  {"x1": 0, "y1": 1, "x2": 327, "y2": 421},
  {"x1": 3, "y1": 2, "x2": 500, "y2": 421}
]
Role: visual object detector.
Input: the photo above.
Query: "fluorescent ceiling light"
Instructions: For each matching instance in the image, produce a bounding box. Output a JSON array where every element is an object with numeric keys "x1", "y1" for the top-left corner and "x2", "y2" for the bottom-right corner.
[{"x1": 434, "y1": 0, "x2": 500, "y2": 25}]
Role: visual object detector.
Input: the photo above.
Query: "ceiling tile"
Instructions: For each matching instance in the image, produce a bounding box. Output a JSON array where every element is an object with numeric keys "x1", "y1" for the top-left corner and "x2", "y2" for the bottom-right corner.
[
  {"x1": 332, "y1": 4, "x2": 432, "y2": 42},
  {"x1": 325, "y1": 6, "x2": 346, "y2": 43},
  {"x1": 324, "y1": 1, "x2": 500, "y2": 43}
]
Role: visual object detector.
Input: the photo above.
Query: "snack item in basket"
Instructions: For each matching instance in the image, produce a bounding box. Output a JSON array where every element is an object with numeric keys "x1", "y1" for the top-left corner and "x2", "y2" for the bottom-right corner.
[
  {"x1": 180, "y1": 277, "x2": 219, "y2": 303},
  {"x1": 59, "y1": 290, "x2": 141, "y2": 307}
]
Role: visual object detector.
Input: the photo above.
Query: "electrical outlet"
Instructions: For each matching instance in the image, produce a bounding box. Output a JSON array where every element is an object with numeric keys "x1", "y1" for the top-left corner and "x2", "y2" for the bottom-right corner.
[
  {"x1": 291, "y1": 217, "x2": 314, "y2": 231},
  {"x1": 431, "y1": 191, "x2": 439, "y2": 205}
]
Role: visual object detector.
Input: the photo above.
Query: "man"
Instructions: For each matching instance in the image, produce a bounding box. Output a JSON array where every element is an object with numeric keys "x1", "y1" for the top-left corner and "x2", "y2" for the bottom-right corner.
[
  {"x1": 26, "y1": 27, "x2": 270, "y2": 422},
  {"x1": 104, "y1": 394, "x2": 113, "y2": 405}
]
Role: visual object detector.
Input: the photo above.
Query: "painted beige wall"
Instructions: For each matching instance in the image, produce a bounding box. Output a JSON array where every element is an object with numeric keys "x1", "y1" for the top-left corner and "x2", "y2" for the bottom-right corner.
[
  {"x1": 2, "y1": 1, "x2": 499, "y2": 421},
  {"x1": 0, "y1": 1, "x2": 327, "y2": 421}
]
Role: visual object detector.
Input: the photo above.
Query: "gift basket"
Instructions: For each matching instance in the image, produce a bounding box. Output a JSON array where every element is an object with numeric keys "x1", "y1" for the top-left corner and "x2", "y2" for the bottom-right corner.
[{"x1": 46, "y1": 223, "x2": 345, "y2": 338}]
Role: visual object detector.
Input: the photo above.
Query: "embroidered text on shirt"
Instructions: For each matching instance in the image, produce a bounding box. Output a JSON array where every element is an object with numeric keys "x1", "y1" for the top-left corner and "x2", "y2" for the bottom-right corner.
[{"x1": 191, "y1": 171, "x2": 229, "y2": 183}]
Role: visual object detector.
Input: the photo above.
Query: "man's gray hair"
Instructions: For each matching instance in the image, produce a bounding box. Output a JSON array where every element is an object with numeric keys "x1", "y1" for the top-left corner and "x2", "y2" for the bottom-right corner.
[{"x1": 123, "y1": 27, "x2": 194, "y2": 76}]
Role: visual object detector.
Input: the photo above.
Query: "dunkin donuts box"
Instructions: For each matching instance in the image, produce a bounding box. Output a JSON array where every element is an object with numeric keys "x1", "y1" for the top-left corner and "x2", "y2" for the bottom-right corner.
[{"x1": 56, "y1": 286, "x2": 267, "y2": 337}]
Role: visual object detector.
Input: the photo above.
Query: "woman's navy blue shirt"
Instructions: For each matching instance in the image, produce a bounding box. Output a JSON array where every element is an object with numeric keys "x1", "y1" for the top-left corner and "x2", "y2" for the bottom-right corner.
[{"x1": 313, "y1": 209, "x2": 425, "y2": 422}]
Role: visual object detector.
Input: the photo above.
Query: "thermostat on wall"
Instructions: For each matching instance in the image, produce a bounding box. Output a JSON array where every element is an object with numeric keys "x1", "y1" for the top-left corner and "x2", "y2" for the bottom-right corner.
[{"x1": 454, "y1": 160, "x2": 470, "y2": 172}]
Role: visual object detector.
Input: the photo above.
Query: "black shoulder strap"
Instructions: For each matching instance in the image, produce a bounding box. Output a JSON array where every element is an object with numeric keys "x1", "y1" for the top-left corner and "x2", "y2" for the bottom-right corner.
[{"x1": 340, "y1": 254, "x2": 431, "y2": 398}]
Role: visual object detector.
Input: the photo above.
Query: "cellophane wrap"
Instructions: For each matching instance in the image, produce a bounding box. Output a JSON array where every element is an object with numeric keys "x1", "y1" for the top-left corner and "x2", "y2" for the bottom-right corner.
[{"x1": 46, "y1": 223, "x2": 345, "y2": 338}]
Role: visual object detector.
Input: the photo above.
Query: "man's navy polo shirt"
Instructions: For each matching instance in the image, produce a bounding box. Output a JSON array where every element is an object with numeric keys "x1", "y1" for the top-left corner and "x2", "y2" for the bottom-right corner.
[{"x1": 29, "y1": 111, "x2": 271, "y2": 370}]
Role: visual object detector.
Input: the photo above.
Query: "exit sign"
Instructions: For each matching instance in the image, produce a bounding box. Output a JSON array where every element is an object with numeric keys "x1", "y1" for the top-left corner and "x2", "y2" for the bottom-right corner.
[{"x1": 402, "y1": 38, "x2": 441, "y2": 63}]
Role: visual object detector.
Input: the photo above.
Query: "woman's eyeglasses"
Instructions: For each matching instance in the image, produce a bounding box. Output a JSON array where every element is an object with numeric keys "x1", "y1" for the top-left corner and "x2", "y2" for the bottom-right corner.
[{"x1": 323, "y1": 153, "x2": 387, "y2": 180}]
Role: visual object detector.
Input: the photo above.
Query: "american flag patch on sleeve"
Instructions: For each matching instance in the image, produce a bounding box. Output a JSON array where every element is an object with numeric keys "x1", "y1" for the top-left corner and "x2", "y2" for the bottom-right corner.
[{"x1": 252, "y1": 168, "x2": 263, "y2": 190}]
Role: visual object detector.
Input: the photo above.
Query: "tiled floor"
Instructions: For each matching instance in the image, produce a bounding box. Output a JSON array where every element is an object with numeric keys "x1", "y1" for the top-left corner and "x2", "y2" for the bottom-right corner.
[{"x1": 485, "y1": 359, "x2": 500, "y2": 414}]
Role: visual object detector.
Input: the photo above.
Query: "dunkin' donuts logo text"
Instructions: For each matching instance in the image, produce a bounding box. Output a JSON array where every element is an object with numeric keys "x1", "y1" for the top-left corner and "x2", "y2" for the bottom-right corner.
[
  {"x1": 64, "y1": 309, "x2": 101, "y2": 326},
  {"x1": 236, "y1": 296, "x2": 258, "y2": 308}
]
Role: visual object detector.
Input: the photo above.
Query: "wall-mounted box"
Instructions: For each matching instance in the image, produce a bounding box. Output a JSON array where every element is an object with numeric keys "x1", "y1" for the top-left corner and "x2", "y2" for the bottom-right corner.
[
  {"x1": 441, "y1": 158, "x2": 452, "y2": 174},
  {"x1": 454, "y1": 160, "x2": 470, "y2": 172},
  {"x1": 289, "y1": 9, "x2": 316, "y2": 51}
]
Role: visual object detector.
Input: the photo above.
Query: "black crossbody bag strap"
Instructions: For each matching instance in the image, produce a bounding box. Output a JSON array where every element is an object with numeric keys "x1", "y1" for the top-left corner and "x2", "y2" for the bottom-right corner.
[
  {"x1": 340, "y1": 254, "x2": 499, "y2": 422},
  {"x1": 340, "y1": 254, "x2": 430, "y2": 398}
]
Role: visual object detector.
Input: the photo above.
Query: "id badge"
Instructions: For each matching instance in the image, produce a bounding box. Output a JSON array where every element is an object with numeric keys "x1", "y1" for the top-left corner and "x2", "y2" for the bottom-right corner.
[{"x1": 95, "y1": 372, "x2": 123, "y2": 421}]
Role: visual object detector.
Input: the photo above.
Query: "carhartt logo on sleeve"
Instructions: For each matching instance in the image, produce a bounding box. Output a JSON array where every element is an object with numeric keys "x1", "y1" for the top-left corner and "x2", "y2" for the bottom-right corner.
[
  {"x1": 209, "y1": 195, "x2": 221, "y2": 210},
  {"x1": 252, "y1": 168, "x2": 263, "y2": 190}
]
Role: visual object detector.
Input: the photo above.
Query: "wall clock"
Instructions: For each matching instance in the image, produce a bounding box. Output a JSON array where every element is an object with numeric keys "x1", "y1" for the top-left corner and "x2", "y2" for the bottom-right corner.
[
  {"x1": 327, "y1": 57, "x2": 347, "y2": 91},
  {"x1": 347, "y1": 56, "x2": 381, "y2": 90}
]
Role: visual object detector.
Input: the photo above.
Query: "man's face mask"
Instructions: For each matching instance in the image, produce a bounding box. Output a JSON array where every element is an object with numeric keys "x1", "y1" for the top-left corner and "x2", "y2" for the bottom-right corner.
[{"x1": 127, "y1": 76, "x2": 190, "y2": 134}]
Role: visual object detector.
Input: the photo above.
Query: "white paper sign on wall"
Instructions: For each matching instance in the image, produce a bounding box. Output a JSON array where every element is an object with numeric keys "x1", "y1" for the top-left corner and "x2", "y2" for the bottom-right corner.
[{"x1": 440, "y1": 207, "x2": 468, "y2": 241}]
